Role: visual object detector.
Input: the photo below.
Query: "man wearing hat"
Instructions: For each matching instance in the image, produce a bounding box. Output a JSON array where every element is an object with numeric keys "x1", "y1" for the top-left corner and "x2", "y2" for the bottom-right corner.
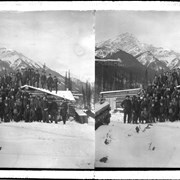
[
  {"x1": 42, "y1": 96, "x2": 49, "y2": 123},
  {"x1": 47, "y1": 73, "x2": 53, "y2": 92},
  {"x1": 60, "y1": 98, "x2": 68, "y2": 125},
  {"x1": 41, "y1": 71, "x2": 47, "y2": 89},
  {"x1": 35, "y1": 70, "x2": 40, "y2": 88},
  {"x1": 121, "y1": 95, "x2": 132, "y2": 124},
  {"x1": 53, "y1": 75, "x2": 58, "y2": 94}
]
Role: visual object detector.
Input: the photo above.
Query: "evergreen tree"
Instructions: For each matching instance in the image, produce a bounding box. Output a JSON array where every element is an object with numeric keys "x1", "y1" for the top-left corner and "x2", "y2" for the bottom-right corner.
[
  {"x1": 82, "y1": 86, "x2": 86, "y2": 108},
  {"x1": 68, "y1": 70, "x2": 72, "y2": 91},
  {"x1": 86, "y1": 81, "x2": 92, "y2": 109},
  {"x1": 43, "y1": 63, "x2": 46, "y2": 73},
  {"x1": 65, "y1": 71, "x2": 68, "y2": 90}
]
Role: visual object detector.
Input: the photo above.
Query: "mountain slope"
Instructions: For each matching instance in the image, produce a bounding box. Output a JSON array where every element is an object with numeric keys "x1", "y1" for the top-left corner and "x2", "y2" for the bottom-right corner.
[
  {"x1": 96, "y1": 32, "x2": 180, "y2": 71},
  {"x1": 0, "y1": 47, "x2": 84, "y2": 92}
]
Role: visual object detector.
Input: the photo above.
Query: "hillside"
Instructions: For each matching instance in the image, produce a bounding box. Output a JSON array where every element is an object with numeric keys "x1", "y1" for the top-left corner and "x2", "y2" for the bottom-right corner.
[
  {"x1": 95, "y1": 48, "x2": 156, "y2": 99},
  {"x1": 96, "y1": 32, "x2": 180, "y2": 71},
  {"x1": 0, "y1": 47, "x2": 84, "y2": 92},
  {"x1": 96, "y1": 111, "x2": 180, "y2": 168}
]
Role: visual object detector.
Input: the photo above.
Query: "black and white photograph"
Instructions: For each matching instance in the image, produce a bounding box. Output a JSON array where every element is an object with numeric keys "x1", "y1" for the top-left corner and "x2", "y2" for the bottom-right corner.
[
  {"x1": 0, "y1": 10, "x2": 95, "y2": 169},
  {"x1": 2, "y1": 1, "x2": 180, "y2": 179},
  {"x1": 95, "y1": 10, "x2": 180, "y2": 168}
]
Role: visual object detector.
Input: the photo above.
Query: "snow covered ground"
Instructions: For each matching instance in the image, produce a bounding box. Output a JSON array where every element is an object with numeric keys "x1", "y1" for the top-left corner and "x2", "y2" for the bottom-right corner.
[
  {"x1": 96, "y1": 111, "x2": 180, "y2": 167},
  {"x1": 0, "y1": 118, "x2": 94, "y2": 169}
]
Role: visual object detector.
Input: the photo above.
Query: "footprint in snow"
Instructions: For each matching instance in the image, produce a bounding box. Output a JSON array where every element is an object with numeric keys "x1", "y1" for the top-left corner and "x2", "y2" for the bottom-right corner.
[
  {"x1": 99, "y1": 156, "x2": 108, "y2": 163},
  {"x1": 104, "y1": 138, "x2": 111, "y2": 145},
  {"x1": 135, "y1": 126, "x2": 140, "y2": 133},
  {"x1": 148, "y1": 143, "x2": 156, "y2": 151}
]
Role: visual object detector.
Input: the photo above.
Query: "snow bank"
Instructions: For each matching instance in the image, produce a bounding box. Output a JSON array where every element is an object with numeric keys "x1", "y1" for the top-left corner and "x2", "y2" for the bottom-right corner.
[
  {"x1": 96, "y1": 111, "x2": 180, "y2": 167},
  {"x1": 0, "y1": 120, "x2": 94, "y2": 169}
]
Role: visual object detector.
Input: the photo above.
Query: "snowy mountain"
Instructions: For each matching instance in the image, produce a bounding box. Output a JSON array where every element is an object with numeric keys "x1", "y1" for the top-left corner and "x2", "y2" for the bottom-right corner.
[
  {"x1": 0, "y1": 47, "x2": 43, "y2": 70},
  {"x1": 96, "y1": 32, "x2": 180, "y2": 71},
  {"x1": 0, "y1": 47, "x2": 84, "y2": 91}
]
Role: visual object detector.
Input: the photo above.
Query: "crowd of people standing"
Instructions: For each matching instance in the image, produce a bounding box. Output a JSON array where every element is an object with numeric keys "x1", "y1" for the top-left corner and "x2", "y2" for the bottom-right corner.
[
  {"x1": 121, "y1": 69, "x2": 180, "y2": 124},
  {"x1": 0, "y1": 67, "x2": 68, "y2": 124},
  {"x1": 1, "y1": 67, "x2": 60, "y2": 93}
]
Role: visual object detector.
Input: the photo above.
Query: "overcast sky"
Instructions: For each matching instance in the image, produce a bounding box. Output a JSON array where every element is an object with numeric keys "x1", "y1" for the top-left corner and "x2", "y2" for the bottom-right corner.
[
  {"x1": 96, "y1": 11, "x2": 180, "y2": 52},
  {"x1": 0, "y1": 11, "x2": 94, "y2": 82}
]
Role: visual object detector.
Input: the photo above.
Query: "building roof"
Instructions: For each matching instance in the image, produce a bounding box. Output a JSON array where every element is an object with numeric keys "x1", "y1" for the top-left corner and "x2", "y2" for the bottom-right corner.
[
  {"x1": 100, "y1": 88, "x2": 142, "y2": 94},
  {"x1": 21, "y1": 85, "x2": 75, "y2": 101}
]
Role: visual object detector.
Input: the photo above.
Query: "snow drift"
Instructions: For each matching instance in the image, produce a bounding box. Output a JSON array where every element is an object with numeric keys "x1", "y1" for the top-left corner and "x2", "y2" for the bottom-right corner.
[
  {"x1": 0, "y1": 119, "x2": 94, "y2": 169},
  {"x1": 96, "y1": 111, "x2": 180, "y2": 167}
]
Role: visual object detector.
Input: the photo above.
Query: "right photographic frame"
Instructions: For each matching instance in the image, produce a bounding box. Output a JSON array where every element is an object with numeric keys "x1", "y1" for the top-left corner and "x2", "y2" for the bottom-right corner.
[{"x1": 95, "y1": 10, "x2": 180, "y2": 168}]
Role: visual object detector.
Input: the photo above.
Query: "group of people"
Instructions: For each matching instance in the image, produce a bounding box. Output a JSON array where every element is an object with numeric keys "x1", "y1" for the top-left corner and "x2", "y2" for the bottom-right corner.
[
  {"x1": 0, "y1": 68, "x2": 68, "y2": 124},
  {"x1": 0, "y1": 68, "x2": 59, "y2": 93},
  {"x1": 121, "y1": 68, "x2": 180, "y2": 124}
]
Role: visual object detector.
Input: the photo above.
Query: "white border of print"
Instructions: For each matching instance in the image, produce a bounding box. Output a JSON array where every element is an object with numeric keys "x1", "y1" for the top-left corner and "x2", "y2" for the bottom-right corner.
[
  {"x1": 1, "y1": 1, "x2": 180, "y2": 179},
  {"x1": 0, "y1": 1, "x2": 180, "y2": 11}
]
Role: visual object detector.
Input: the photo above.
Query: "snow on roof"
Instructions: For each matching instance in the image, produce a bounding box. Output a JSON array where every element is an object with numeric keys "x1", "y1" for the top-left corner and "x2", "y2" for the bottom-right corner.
[
  {"x1": 52, "y1": 90, "x2": 75, "y2": 101},
  {"x1": 21, "y1": 85, "x2": 75, "y2": 101},
  {"x1": 75, "y1": 109, "x2": 87, "y2": 116},
  {"x1": 100, "y1": 88, "x2": 142, "y2": 94}
]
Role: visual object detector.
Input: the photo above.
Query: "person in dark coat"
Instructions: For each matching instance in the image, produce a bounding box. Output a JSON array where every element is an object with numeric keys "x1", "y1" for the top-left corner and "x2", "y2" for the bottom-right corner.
[
  {"x1": 154, "y1": 97, "x2": 160, "y2": 122},
  {"x1": 161, "y1": 72, "x2": 168, "y2": 85},
  {"x1": 6, "y1": 73, "x2": 12, "y2": 87},
  {"x1": 47, "y1": 74, "x2": 53, "y2": 92},
  {"x1": 24, "y1": 104, "x2": 30, "y2": 122},
  {"x1": 149, "y1": 100, "x2": 156, "y2": 123},
  {"x1": 61, "y1": 99, "x2": 68, "y2": 125},
  {"x1": 172, "y1": 69, "x2": 178, "y2": 85},
  {"x1": 9, "y1": 96, "x2": 15, "y2": 121},
  {"x1": 13, "y1": 102, "x2": 20, "y2": 122},
  {"x1": 35, "y1": 105, "x2": 42, "y2": 122},
  {"x1": 42, "y1": 97, "x2": 49, "y2": 123},
  {"x1": 140, "y1": 107, "x2": 149, "y2": 124},
  {"x1": 131, "y1": 96, "x2": 140, "y2": 124},
  {"x1": 140, "y1": 97, "x2": 149, "y2": 112},
  {"x1": 121, "y1": 95, "x2": 132, "y2": 124},
  {"x1": 31, "y1": 69, "x2": 36, "y2": 87},
  {"x1": 49, "y1": 101, "x2": 58, "y2": 123},
  {"x1": 159, "y1": 102, "x2": 165, "y2": 122},
  {"x1": 9, "y1": 73, "x2": 14, "y2": 87},
  {"x1": 16, "y1": 98, "x2": 22, "y2": 121},
  {"x1": 41, "y1": 72, "x2": 47, "y2": 89},
  {"x1": 30, "y1": 106, "x2": 35, "y2": 122},
  {"x1": 4, "y1": 103, "x2": 10, "y2": 122},
  {"x1": 35, "y1": 70, "x2": 40, "y2": 88},
  {"x1": 169, "y1": 101, "x2": 175, "y2": 122},
  {"x1": 53, "y1": 76, "x2": 58, "y2": 94},
  {"x1": 172, "y1": 97, "x2": 179, "y2": 121},
  {"x1": 164, "y1": 94, "x2": 170, "y2": 121},
  {"x1": 28, "y1": 68, "x2": 32, "y2": 86}
]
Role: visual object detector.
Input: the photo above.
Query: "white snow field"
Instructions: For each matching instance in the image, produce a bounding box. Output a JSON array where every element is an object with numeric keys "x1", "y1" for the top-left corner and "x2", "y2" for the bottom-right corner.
[
  {"x1": 96, "y1": 111, "x2": 180, "y2": 167},
  {"x1": 0, "y1": 118, "x2": 94, "y2": 169}
]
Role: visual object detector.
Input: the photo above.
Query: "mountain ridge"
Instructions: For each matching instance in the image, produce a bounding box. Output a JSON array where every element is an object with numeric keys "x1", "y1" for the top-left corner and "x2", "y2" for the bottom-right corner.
[
  {"x1": 96, "y1": 32, "x2": 180, "y2": 71},
  {"x1": 0, "y1": 47, "x2": 85, "y2": 91}
]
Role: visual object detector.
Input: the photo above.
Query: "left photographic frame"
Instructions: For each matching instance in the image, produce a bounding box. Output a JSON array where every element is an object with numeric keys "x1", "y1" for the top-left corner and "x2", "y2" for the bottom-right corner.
[{"x1": 0, "y1": 10, "x2": 95, "y2": 170}]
